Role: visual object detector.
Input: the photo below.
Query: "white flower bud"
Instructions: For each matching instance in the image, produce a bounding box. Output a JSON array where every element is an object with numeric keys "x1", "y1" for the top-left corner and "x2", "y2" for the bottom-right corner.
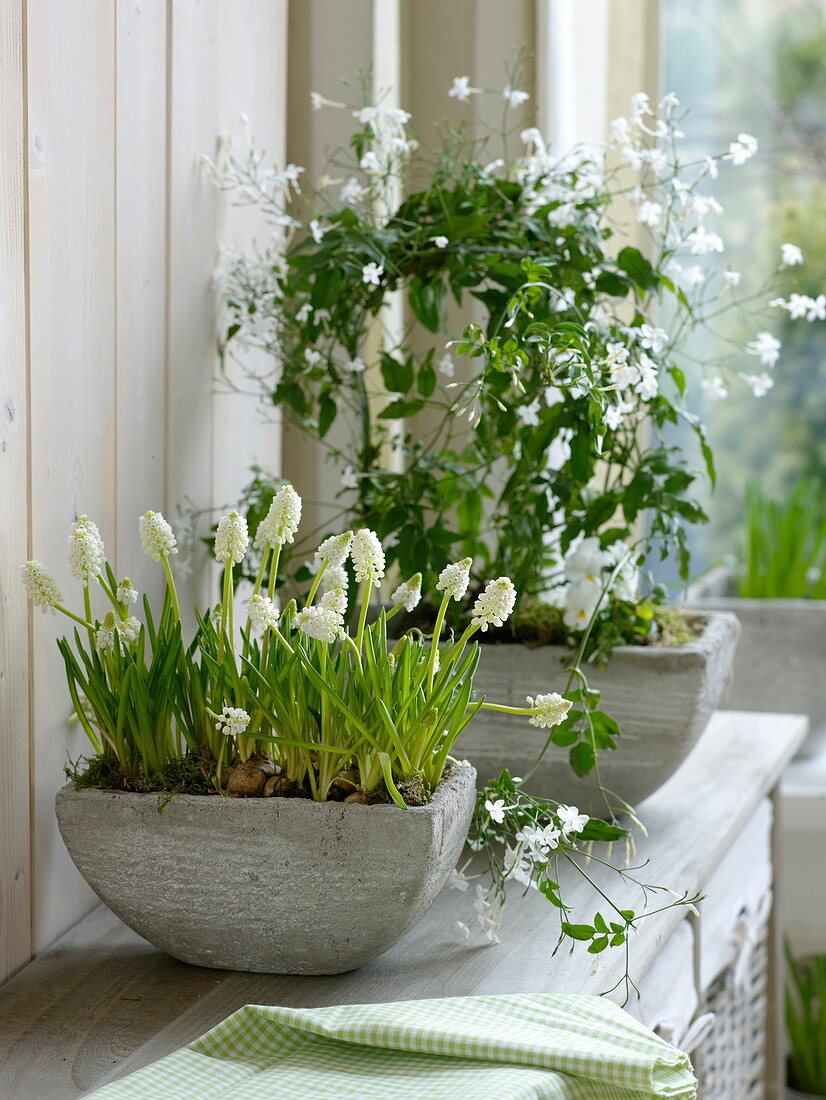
[
  {"x1": 214, "y1": 510, "x2": 249, "y2": 565},
  {"x1": 255, "y1": 484, "x2": 302, "y2": 549},
  {"x1": 139, "y1": 511, "x2": 177, "y2": 561},
  {"x1": 215, "y1": 706, "x2": 250, "y2": 738},
  {"x1": 390, "y1": 573, "x2": 422, "y2": 612},
  {"x1": 527, "y1": 692, "x2": 573, "y2": 729},
  {"x1": 351, "y1": 528, "x2": 385, "y2": 587},
  {"x1": 67, "y1": 516, "x2": 106, "y2": 586},
  {"x1": 316, "y1": 531, "x2": 353, "y2": 568},
  {"x1": 116, "y1": 578, "x2": 139, "y2": 605},
  {"x1": 248, "y1": 593, "x2": 280, "y2": 632},
  {"x1": 95, "y1": 612, "x2": 140, "y2": 652},
  {"x1": 436, "y1": 557, "x2": 473, "y2": 602},
  {"x1": 471, "y1": 577, "x2": 517, "y2": 631},
  {"x1": 20, "y1": 560, "x2": 62, "y2": 613}
]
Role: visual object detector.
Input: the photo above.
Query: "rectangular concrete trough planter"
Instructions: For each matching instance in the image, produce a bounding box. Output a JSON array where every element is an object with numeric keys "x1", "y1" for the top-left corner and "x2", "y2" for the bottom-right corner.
[
  {"x1": 457, "y1": 612, "x2": 739, "y2": 817},
  {"x1": 55, "y1": 764, "x2": 476, "y2": 975},
  {"x1": 689, "y1": 567, "x2": 826, "y2": 757}
]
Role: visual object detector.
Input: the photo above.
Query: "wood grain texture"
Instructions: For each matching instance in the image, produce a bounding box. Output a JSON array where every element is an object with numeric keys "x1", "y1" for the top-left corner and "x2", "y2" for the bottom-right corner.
[
  {"x1": 0, "y1": 0, "x2": 32, "y2": 984},
  {"x1": 0, "y1": 711, "x2": 806, "y2": 1098},
  {"x1": 26, "y1": 0, "x2": 117, "y2": 951}
]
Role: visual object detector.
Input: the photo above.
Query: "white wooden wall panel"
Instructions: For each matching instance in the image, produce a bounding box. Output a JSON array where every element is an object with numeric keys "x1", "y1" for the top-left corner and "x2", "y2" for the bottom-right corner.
[
  {"x1": 27, "y1": 0, "x2": 117, "y2": 951},
  {"x1": 0, "y1": 0, "x2": 32, "y2": 982}
]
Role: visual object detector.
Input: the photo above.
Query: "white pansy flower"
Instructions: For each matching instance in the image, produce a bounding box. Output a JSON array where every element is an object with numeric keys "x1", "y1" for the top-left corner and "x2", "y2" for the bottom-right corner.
[
  {"x1": 214, "y1": 511, "x2": 249, "y2": 565},
  {"x1": 701, "y1": 376, "x2": 728, "y2": 401},
  {"x1": 390, "y1": 573, "x2": 422, "y2": 612},
  {"x1": 295, "y1": 604, "x2": 343, "y2": 644},
  {"x1": 471, "y1": 577, "x2": 517, "y2": 631},
  {"x1": 448, "y1": 76, "x2": 480, "y2": 102},
  {"x1": 436, "y1": 557, "x2": 473, "y2": 602},
  {"x1": 116, "y1": 578, "x2": 139, "y2": 605},
  {"x1": 744, "y1": 373, "x2": 774, "y2": 398},
  {"x1": 68, "y1": 516, "x2": 106, "y2": 586},
  {"x1": 255, "y1": 484, "x2": 302, "y2": 549},
  {"x1": 557, "y1": 805, "x2": 589, "y2": 838},
  {"x1": 563, "y1": 576, "x2": 603, "y2": 630},
  {"x1": 139, "y1": 510, "x2": 177, "y2": 561},
  {"x1": 215, "y1": 706, "x2": 250, "y2": 738},
  {"x1": 526, "y1": 692, "x2": 573, "y2": 729},
  {"x1": 564, "y1": 538, "x2": 611, "y2": 585},
  {"x1": 438, "y1": 353, "x2": 455, "y2": 378},
  {"x1": 745, "y1": 331, "x2": 781, "y2": 368},
  {"x1": 361, "y1": 262, "x2": 384, "y2": 286},
  {"x1": 503, "y1": 86, "x2": 530, "y2": 106},
  {"x1": 321, "y1": 564, "x2": 349, "y2": 594},
  {"x1": 20, "y1": 560, "x2": 62, "y2": 613},
  {"x1": 316, "y1": 531, "x2": 353, "y2": 568},
  {"x1": 248, "y1": 592, "x2": 280, "y2": 632},
  {"x1": 351, "y1": 528, "x2": 385, "y2": 587},
  {"x1": 780, "y1": 242, "x2": 803, "y2": 268},
  {"x1": 485, "y1": 798, "x2": 506, "y2": 824},
  {"x1": 727, "y1": 132, "x2": 758, "y2": 165}
]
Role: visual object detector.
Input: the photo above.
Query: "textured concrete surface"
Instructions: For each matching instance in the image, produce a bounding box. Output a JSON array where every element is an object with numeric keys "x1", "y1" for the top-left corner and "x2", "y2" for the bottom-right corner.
[
  {"x1": 55, "y1": 765, "x2": 476, "y2": 975},
  {"x1": 459, "y1": 612, "x2": 740, "y2": 816},
  {"x1": 690, "y1": 572, "x2": 826, "y2": 757}
]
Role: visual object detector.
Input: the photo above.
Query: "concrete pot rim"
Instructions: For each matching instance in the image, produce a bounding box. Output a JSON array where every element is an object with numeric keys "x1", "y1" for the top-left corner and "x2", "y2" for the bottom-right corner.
[
  {"x1": 55, "y1": 760, "x2": 476, "y2": 817},
  {"x1": 475, "y1": 609, "x2": 739, "y2": 662}
]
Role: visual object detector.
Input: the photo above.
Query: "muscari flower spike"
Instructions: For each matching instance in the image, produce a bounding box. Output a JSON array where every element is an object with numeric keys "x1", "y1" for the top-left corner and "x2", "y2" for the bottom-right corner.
[
  {"x1": 390, "y1": 573, "x2": 422, "y2": 613},
  {"x1": 139, "y1": 510, "x2": 177, "y2": 561},
  {"x1": 68, "y1": 515, "x2": 106, "y2": 586},
  {"x1": 526, "y1": 692, "x2": 573, "y2": 729},
  {"x1": 471, "y1": 577, "x2": 516, "y2": 631},
  {"x1": 255, "y1": 484, "x2": 302, "y2": 549},
  {"x1": 351, "y1": 528, "x2": 385, "y2": 587},
  {"x1": 20, "y1": 560, "x2": 62, "y2": 613},
  {"x1": 214, "y1": 510, "x2": 249, "y2": 565},
  {"x1": 436, "y1": 557, "x2": 473, "y2": 602}
]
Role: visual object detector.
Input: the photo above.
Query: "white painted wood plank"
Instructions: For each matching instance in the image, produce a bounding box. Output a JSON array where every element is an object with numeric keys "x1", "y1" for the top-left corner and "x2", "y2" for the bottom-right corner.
[
  {"x1": 0, "y1": 0, "x2": 32, "y2": 984},
  {"x1": 26, "y1": 0, "x2": 117, "y2": 951},
  {"x1": 115, "y1": 0, "x2": 168, "y2": 602}
]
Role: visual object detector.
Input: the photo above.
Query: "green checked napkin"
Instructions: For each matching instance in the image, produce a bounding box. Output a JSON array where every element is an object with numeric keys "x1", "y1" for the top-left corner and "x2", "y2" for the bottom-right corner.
[{"x1": 88, "y1": 992, "x2": 697, "y2": 1099}]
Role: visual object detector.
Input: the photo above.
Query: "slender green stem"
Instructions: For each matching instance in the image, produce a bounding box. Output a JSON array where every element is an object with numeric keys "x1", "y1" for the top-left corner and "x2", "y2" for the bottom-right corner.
[
  {"x1": 306, "y1": 560, "x2": 326, "y2": 606},
  {"x1": 354, "y1": 578, "x2": 372, "y2": 654},
  {"x1": 82, "y1": 587, "x2": 95, "y2": 650},
  {"x1": 55, "y1": 604, "x2": 96, "y2": 631},
  {"x1": 425, "y1": 592, "x2": 451, "y2": 692},
  {"x1": 266, "y1": 545, "x2": 282, "y2": 601},
  {"x1": 161, "y1": 554, "x2": 181, "y2": 622}
]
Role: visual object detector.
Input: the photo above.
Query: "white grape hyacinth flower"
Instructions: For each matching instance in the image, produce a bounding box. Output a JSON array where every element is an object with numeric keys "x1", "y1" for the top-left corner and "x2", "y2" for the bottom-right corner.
[
  {"x1": 351, "y1": 528, "x2": 385, "y2": 587},
  {"x1": 255, "y1": 484, "x2": 302, "y2": 549},
  {"x1": 215, "y1": 706, "x2": 250, "y2": 739},
  {"x1": 116, "y1": 578, "x2": 139, "y2": 605},
  {"x1": 471, "y1": 577, "x2": 517, "y2": 631},
  {"x1": 214, "y1": 510, "x2": 249, "y2": 565},
  {"x1": 527, "y1": 692, "x2": 574, "y2": 729},
  {"x1": 321, "y1": 564, "x2": 349, "y2": 594},
  {"x1": 96, "y1": 612, "x2": 141, "y2": 652},
  {"x1": 295, "y1": 604, "x2": 343, "y2": 644},
  {"x1": 139, "y1": 510, "x2": 177, "y2": 561},
  {"x1": 248, "y1": 592, "x2": 280, "y2": 633},
  {"x1": 436, "y1": 557, "x2": 473, "y2": 602},
  {"x1": 319, "y1": 588, "x2": 348, "y2": 622},
  {"x1": 67, "y1": 516, "x2": 106, "y2": 586},
  {"x1": 20, "y1": 560, "x2": 62, "y2": 613},
  {"x1": 316, "y1": 531, "x2": 353, "y2": 569},
  {"x1": 390, "y1": 573, "x2": 422, "y2": 613}
]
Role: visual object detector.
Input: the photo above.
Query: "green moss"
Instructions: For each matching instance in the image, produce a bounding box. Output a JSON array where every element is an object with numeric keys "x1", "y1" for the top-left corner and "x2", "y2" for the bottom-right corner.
[
  {"x1": 65, "y1": 750, "x2": 217, "y2": 795},
  {"x1": 651, "y1": 607, "x2": 703, "y2": 648}
]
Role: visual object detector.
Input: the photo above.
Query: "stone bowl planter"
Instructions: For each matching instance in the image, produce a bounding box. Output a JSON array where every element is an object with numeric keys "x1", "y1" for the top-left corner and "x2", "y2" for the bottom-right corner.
[
  {"x1": 456, "y1": 612, "x2": 739, "y2": 816},
  {"x1": 689, "y1": 567, "x2": 826, "y2": 758},
  {"x1": 55, "y1": 764, "x2": 476, "y2": 975}
]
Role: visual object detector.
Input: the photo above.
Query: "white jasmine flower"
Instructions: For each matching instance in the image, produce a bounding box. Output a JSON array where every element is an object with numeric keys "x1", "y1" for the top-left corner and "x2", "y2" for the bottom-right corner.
[
  {"x1": 688, "y1": 194, "x2": 723, "y2": 220},
  {"x1": 448, "y1": 76, "x2": 479, "y2": 102},
  {"x1": 20, "y1": 560, "x2": 62, "y2": 613},
  {"x1": 557, "y1": 805, "x2": 589, "y2": 838},
  {"x1": 390, "y1": 573, "x2": 422, "y2": 612},
  {"x1": 432, "y1": 235, "x2": 449, "y2": 248},
  {"x1": 214, "y1": 510, "x2": 249, "y2": 565},
  {"x1": 248, "y1": 592, "x2": 280, "y2": 632},
  {"x1": 304, "y1": 347, "x2": 323, "y2": 367},
  {"x1": 361, "y1": 261, "x2": 384, "y2": 286},
  {"x1": 384, "y1": 107, "x2": 411, "y2": 126},
  {"x1": 609, "y1": 116, "x2": 632, "y2": 145},
  {"x1": 449, "y1": 868, "x2": 470, "y2": 892},
  {"x1": 686, "y1": 226, "x2": 724, "y2": 255},
  {"x1": 255, "y1": 484, "x2": 302, "y2": 549},
  {"x1": 485, "y1": 798, "x2": 506, "y2": 824},
  {"x1": 436, "y1": 557, "x2": 473, "y2": 602},
  {"x1": 316, "y1": 531, "x2": 353, "y2": 568},
  {"x1": 295, "y1": 604, "x2": 343, "y2": 643},
  {"x1": 504, "y1": 845, "x2": 535, "y2": 889},
  {"x1": 702, "y1": 376, "x2": 728, "y2": 401},
  {"x1": 351, "y1": 528, "x2": 385, "y2": 587},
  {"x1": 139, "y1": 510, "x2": 177, "y2": 561},
  {"x1": 296, "y1": 303, "x2": 313, "y2": 323},
  {"x1": 780, "y1": 242, "x2": 803, "y2": 268},
  {"x1": 638, "y1": 324, "x2": 668, "y2": 354},
  {"x1": 321, "y1": 564, "x2": 349, "y2": 593},
  {"x1": 310, "y1": 91, "x2": 345, "y2": 111},
  {"x1": 563, "y1": 577, "x2": 603, "y2": 630},
  {"x1": 660, "y1": 91, "x2": 680, "y2": 110},
  {"x1": 359, "y1": 151, "x2": 381, "y2": 173},
  {"x1": 309, "y1": 219, "x2": 324, "y2": 244},
  {"x1": 746, "y1": 331, "x2": 781, "y2": 368},
  {"x1": 215, "y1": 706, "x2": 250, "y2": 739},
  {"x1": 806, "y1": 295, "x2": 826, "y2": 322},
  {"x1": 516, "y1": 398, "x2": 542, "y2": 427},
  {"x1": 635, "y1": 353, "x2": 659, "y2": 401},
  {"x1": 68, "y1": 516, "x2": 106, "y2": 586},
  {"x1": 503, "y1": 86, "x2": 530, "y2": 106},
  {"x1": 727, "y1": 132, "x2": 758, "y2": 165},
  {"x1": 604, "y1": 400, "x2": 634, "y2": 431},
  {"x1": 526, "y1": 692, "x2": 573, "y2": 729},
  {"x1": 352, "y1": 106, "x2": 379, "y2": 125},
  {"x1": 630, "y1": 91, "x2": 651, "y2": 122},
  {"x1": 703, "y1": 155, "x2": 720, "y2": 179},
  {"x1": 637, "y1": 200, "x2": 662, "y2": 228},
  {"x1": 772, "y1": 293, "x2": 812, "y2": 320},
  {"x1": 471, "y1": 577, "x2": 517, "y2": 631},
  {"x1": 116, "y1": 578, "x2": 139, "y2": 605},
  {"x1": 340, "y1": 177, "x2": 366, "y2": 205},
  {"x1": 744, "y1": 373, "x2": 774, "y2": 398},
  {"x1": 344, "y1": 356, "x2": 366, "y2": 373},
  {"x1": 723, "y1": 270, "x2": 741, "y2": 287},
  {"x1": 456, "y1": 919, "x2": 472, "y2": 942},
  {"x1": 438, "y1": 353, "x2": 455, "y2": 378}
]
